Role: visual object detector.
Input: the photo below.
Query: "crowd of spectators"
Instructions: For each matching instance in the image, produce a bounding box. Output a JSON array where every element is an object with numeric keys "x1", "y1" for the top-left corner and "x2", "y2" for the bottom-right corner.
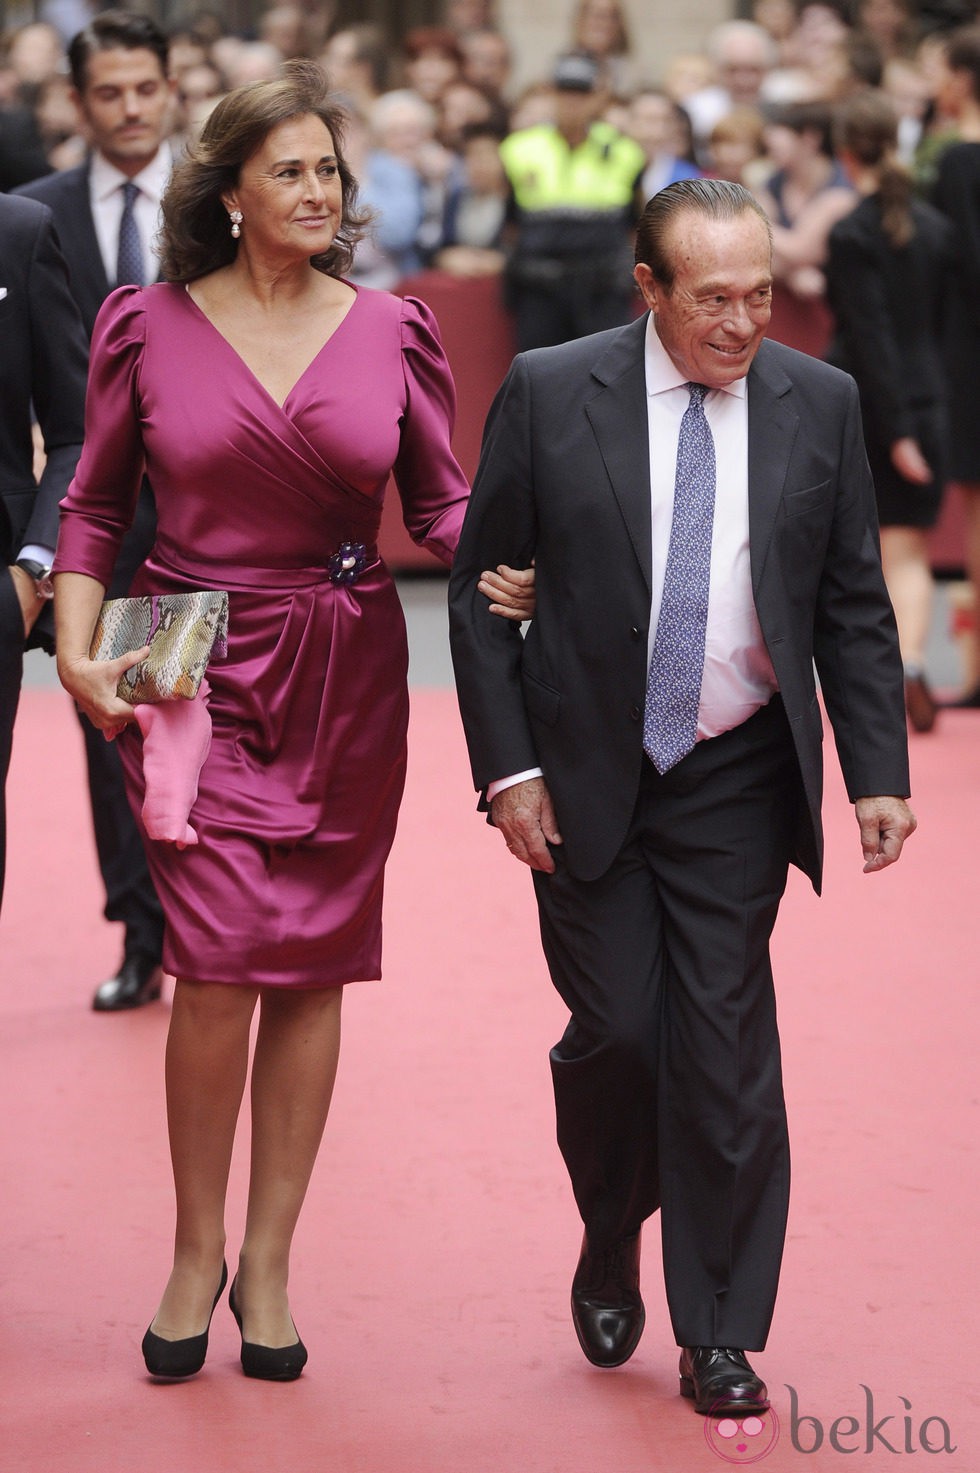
[
  {"x1": 2, "y1": 0, "x2": 980, "y2": 704},
  {"x1": 0, "y1": 0, "x2": 975, "y2": 296}
]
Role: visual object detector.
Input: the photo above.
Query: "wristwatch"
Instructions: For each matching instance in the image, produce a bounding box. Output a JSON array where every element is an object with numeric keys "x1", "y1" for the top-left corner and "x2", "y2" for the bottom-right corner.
[{"x1": 15, "y1": 557, "x2": 55, "y2": 600}]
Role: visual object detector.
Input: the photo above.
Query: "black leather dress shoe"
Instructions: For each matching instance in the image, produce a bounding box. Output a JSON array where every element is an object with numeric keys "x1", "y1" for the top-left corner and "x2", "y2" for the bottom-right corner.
[
  {"x1": 92, "y1": 954, "x2": 163, "y2": 1012},
  {"x1": 570, "y1": 1229, "x2": 645, "y2": 1367},
  {"x1": 679, "y1": 1346, "x2": 769, "y2": 1415}
]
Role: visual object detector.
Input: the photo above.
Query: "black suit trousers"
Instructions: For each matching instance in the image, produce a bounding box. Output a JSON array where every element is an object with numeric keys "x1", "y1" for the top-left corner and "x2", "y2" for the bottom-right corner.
[
  {"x1": 0, "y1": 571, "x2": 24, "y2": 912},
  {"x1": 533, "y1": 697, "x2": 799, "y2": 1351}
]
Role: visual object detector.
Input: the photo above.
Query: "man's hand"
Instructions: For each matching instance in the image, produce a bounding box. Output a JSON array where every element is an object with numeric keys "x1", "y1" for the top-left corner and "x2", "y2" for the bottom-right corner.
[
  {"x1": 855, "y1": 795, "x2": 917, "y2": 873},
  {"x1": 8, "y1": 563, "x2": 44, "y2": 639},
  {"x1": 490, "y1": 776, "x2": 562, "y2": 872}
]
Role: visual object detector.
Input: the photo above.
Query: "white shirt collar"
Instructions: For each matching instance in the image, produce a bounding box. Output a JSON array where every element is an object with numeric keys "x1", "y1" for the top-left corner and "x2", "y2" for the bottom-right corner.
[
  {"x1": 642, "y1": 312, "x2": 748, "y2": 401},
  {"x1": 89, "y1": 144, "x2": 173, "y2": 207}
]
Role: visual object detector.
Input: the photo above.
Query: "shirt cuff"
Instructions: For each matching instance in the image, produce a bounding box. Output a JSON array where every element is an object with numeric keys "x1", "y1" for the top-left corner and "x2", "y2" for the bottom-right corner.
[
  {"x1": 486, "y1": 767, "x2": 544, "y2": 802},
  {"x1": 17, "y1": 543, "x2": 55, "y2": 567}
]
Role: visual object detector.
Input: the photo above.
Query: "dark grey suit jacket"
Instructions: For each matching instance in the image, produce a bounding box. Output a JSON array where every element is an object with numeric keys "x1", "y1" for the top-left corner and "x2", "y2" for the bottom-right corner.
[
  {"x1": 448, "y1": 313, "x2": 910, "y2": 892},
  {"x1": 15, "y1": 162, "x2": 115, "y2": 339},
  {"x1": 0, "y1": 193, "x2": 88, "y2": 586}
]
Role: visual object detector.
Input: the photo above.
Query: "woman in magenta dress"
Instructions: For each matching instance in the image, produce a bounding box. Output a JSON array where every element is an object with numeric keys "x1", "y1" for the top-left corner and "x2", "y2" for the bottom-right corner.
[{"x1": 53, "y1": 62, "x2": 527, "y2": 1383}]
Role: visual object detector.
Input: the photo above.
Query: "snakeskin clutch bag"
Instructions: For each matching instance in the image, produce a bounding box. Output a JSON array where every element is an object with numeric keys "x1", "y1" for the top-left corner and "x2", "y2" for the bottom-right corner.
[{"x1": 89, "y1": 590, "x2": 229, "y2": 705}]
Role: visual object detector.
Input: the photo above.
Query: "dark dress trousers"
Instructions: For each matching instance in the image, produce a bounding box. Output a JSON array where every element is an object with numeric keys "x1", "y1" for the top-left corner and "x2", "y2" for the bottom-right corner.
[
  {"x1": 448, "y1": 315, "x2": 909, "y2": 1349},
  {"x1": 0, "y1": 194, "x2": 88, "y2": 909},
  {"x1": 15, "y1": 163, "x2": 164, "y2": 961}
]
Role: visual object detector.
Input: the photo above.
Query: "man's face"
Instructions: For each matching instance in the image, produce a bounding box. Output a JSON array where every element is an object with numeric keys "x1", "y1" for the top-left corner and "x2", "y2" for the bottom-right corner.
[
  {"x1": 634, "y1": 209, "x2": 772, "y2": 390},
  {"x1": 74, "y1": 46, "x2": 175, "y2": 174}
]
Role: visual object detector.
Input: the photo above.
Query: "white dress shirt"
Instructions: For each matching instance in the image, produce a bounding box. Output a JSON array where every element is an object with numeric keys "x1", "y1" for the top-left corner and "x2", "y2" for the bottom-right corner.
[
  {"x1": 643, "y1": 315, "x2": 777, "y2": 740},
  {"x1": 488, "y1": 315, "x2": 777, "y2": 800},
  {"x1": 88, "y1": 145, "x2": 173, "y2": 287}
]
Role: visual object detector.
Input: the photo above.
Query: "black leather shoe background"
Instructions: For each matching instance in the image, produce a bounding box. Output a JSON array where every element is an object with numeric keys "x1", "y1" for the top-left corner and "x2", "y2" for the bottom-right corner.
[{"x1": 92, "y1": 955, "x2": 163, "y2": 1012}]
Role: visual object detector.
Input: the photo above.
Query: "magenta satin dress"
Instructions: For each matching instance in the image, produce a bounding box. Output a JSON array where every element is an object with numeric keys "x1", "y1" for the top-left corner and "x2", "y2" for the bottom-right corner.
[{"x1": 55, "y1": 282, "x2": 468, "y2": 986}]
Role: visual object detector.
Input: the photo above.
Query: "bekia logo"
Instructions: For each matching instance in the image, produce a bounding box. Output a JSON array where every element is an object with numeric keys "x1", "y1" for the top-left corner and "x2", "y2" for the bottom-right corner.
[
  {"x1": 704, "y1": 1387, "x2": 956, "y2": 1462},
  {"x1": 704, "y1": 1405, "x2": 780, "y2": 1463}
]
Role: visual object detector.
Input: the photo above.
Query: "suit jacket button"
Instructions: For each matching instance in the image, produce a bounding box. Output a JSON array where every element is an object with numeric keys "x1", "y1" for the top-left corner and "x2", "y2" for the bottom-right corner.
[
  {"x1": 629, "y1": 704, "x2": 641, "y2": 721},
  {"x1": 630, "y1": 626, "x2": 642, "y2": 640}
]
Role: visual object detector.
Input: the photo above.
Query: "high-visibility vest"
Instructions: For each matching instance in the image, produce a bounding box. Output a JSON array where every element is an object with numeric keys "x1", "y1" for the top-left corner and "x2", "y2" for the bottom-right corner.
[{"x1": 500, "y1": 122, "x2": 644, "y2": 215}]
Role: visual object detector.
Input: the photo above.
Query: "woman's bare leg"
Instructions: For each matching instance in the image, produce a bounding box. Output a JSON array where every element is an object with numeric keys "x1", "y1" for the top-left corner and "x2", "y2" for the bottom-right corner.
[
  {"x1": 148, "y1": 977, "x2": 259, "y2": 1339},
  {"x1": 234, "y1": 985, "x2": 344, "y2": 1346}
]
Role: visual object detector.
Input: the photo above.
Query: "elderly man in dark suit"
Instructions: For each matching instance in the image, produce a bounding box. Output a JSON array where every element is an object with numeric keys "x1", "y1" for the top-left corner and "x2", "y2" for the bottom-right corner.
[
  {"x1": 16, "y1": 10, "x2": 176, "y2": 1010},
  {"x1": 0, "y1": 193, "x2": 88, "y2": 912},
  {"x1": 449, "y1": 179, "x2": 915, "y2": 1417}
]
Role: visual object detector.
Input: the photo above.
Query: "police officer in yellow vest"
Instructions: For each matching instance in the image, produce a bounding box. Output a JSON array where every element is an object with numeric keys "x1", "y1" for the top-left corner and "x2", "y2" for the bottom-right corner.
[{"x1": 500, "y1": 52, "x2": 645, "y2": 351}]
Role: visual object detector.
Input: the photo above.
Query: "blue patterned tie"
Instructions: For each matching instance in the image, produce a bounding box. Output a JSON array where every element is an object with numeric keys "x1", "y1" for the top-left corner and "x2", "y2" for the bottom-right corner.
[
  {"x1": 643, "y1": 382, "x2": 716, "y2": 774},
  {"x1": 116, "y1": 180, "x2": 144, "y2": 287}
]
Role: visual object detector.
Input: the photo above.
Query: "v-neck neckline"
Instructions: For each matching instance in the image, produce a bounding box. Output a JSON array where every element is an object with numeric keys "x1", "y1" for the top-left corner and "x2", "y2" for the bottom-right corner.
[{"x1": 181, "y1": 280, "x2": 359, "y2": 413}]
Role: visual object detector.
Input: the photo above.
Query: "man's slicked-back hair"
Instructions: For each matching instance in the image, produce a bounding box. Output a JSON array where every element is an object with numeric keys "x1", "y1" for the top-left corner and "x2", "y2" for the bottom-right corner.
[
  {"x1": 635, "y1": 178, "x2": 771, "y2": 290},
  {"x1": 68, "y1": 9, "x2": 169, "y2": 91}
]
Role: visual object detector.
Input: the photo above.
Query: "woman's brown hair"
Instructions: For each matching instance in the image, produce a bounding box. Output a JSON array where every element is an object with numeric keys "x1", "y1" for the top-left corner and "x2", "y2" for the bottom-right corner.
[
  {"x1": 833, "y1": 91, "x2": 913, "y2": 250},
  {"x1": 160, "y1": 59, "x2": 370, "y2": 282}
]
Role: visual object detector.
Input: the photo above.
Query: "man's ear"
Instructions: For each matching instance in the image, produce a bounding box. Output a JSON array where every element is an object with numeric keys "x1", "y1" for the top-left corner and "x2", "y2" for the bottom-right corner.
[{"x1": 633, "y1": 261, "x2": 661, "y2": 314}]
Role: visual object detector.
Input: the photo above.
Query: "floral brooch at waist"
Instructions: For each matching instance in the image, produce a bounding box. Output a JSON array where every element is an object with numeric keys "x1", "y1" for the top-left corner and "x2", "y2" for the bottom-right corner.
[{"x1": 327, "y1": 541, "x2": 368, "y2": 586}]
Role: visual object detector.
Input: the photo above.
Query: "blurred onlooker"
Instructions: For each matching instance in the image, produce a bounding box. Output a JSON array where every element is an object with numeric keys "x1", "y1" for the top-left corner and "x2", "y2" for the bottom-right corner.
[
  {"x1": 751, "y1": 0, "x2": 799, "y2": 64},
  {"x1": 6, "y1": 21, "x2": 65, "y2": 90},
  {"x1": 459, "y1": 26, "x2": 512, "y2": 105},
  {"x1": 499, "y1": 51, "x2": 643, "y2": 351},
  {"x1": 930, "y1": 24, "x2": 980, "y2": 706},
  {"x1": 662, "y1": 51, "x2": 716, "y2": 110},
  {"x1": 34, "y1": 71, "x2": 86, "y2": 170},
  {"x1": 683, "y1": 20, "x2": 778, "y2": 156},
  {"x1": 853, "y1": 0, "x2": 919, "y2": 63},
  {"x1": 767, "y1": 0, "x2": 853, "y2": 102},
  {"x1": 625, "y1": 86, "x2": 701, "y2": 199},
  {"x1": 826, "y1": 90, "x2": 956, "y2": 731},
  {"x1": 704, "y1": 107, "x2": 768, "y2": 185},
  {"x1": 402, "y1": 26, "x2": 464, "y2": 108},
  {"x1": 438, "y1": 77, "x2": 507, "y2": 151},
  {"x1": 508, "y1": 81, "x2": 557, "y2": 132},
  {"x1": 756, "y1": 100, "x2": 855, "y2": 298},
  {"x1": 321, "y1": 23, "x2": 389, "y2": 110},
  {"x1": 257, "y1": 4, "x2": 308, "y2": 62},
  {"x1": 567, "y1": 0, "x2": 636, "y2": 97},
  {"x1": 370, "y1": 87, "x2": 456, "y2": 264},
  {"x1": 435, "y1": 121, "x2": 509, "y2": 276},
  {"x1": 214, "y1": 39, "x2": 282, "y2": 89},
  {"x1": 883, "y1": 55, "x2": 932, "y2": 160},
  {"x1": 0, "y1": 27, "x2": 58, "y2": 189},
  {"x1": 442, "y1": 0, "x2": 498, "y2": 32},
  {"x1": 345, "y1": 103, "x2": 425, "y2": 289}
]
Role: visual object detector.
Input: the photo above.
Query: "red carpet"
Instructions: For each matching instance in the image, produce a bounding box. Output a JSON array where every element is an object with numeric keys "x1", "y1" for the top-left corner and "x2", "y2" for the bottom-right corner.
[{"x1": 0, "y1": 688, "x2": 976, "y2": 1472}]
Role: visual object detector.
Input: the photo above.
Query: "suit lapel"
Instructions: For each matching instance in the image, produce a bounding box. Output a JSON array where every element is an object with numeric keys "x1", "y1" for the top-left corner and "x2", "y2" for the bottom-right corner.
[
  {"x1": 585, "y1": 314, "x2": 653, "y2": 591},
  {"x1": 746, "y1": 341, "x2": 798, "y2": 594}
]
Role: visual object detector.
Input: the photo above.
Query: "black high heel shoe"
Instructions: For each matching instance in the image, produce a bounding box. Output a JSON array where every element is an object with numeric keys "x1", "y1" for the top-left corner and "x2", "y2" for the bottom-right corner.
[
  {"x1": 228, "y1": 1275, "x2": 308, "y2": 1382},
  {"x1": 141, "y1": 1260, "x2": 228, "y2": 1380}
]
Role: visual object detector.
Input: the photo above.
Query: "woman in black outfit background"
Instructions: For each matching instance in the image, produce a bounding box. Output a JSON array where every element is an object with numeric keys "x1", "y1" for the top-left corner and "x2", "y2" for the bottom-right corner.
[
  {"x1": 825, "y1": 90, "x2": 955, "y2": 732},
  {"x1": 931, "y1": 25, "x2": 980, "y2": 708}
]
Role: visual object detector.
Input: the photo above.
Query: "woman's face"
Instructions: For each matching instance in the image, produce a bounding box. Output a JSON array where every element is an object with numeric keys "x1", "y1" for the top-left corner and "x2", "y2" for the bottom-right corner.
[{"x1": 224, "y1": 113, "x2": 344, "y2": 263}]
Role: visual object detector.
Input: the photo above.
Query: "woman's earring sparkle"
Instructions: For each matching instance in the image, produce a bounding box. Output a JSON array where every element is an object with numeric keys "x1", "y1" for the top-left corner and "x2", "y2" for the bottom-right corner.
[{"x1": 230, "y1": 210, "x2": 243, "y2": 239}]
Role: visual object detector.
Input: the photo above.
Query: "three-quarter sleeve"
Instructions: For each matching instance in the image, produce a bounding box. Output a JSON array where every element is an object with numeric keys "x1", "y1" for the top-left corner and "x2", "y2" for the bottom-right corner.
[
  {"x1": 393, "y1": 294, "x2": 470, "y2": 566},
  {"x1": 53, "y1": 285, "x2": 148, "y2": 588}
]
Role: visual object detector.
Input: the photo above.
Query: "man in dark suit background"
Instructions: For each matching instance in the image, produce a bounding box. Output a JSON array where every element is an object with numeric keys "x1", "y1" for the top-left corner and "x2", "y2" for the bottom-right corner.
[
  {"x1": 0, "y1": 192, "x2": 88, "y2": 912},
  {"x1": 449, "y1": 180, "x2": 916, "y2": 1416},
  {"x1": 17, "y1": 11, "x2": 176, "y2": 1010}
]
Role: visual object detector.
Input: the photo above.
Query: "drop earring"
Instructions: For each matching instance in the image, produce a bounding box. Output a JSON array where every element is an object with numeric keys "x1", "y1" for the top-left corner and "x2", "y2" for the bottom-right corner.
[{"x1": 230, "y1": 210, "x2": 243, "y2": 239}]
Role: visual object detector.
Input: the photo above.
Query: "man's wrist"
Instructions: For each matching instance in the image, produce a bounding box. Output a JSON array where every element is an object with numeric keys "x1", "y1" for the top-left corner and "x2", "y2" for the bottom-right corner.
[{"x1": 14, "y1": 557, "x2": 54, "y2": 600}]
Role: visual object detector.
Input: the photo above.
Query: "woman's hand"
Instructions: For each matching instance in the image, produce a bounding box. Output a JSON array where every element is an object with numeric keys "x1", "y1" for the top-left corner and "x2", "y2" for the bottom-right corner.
[
  {"x1": 479, "y1": 563, "x2": 536, "y2": 622},
  {"x1": 890, "y1": 437, "x2": 932, "y2": 486},
  {"x1": 57, "y1": 647, "x2": 150, "y2": 740}
]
